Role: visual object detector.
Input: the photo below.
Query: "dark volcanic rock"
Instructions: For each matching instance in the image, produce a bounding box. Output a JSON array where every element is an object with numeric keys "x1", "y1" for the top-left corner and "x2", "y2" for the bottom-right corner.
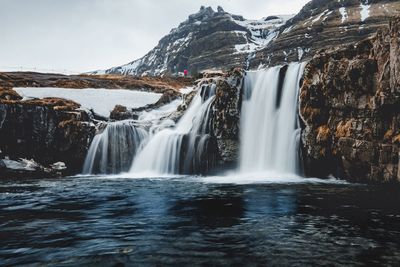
[
  {"x1": 195, "y1": 69, "x2": 244, "y2": 166},
  {"x1": 0, "y1": 98, "x2": 96, "y2": 175},
  {"x1": 300, "y1": 17, "x2": 400, "y2": 183},
  {"x1": 211, "y1": 69, "x2": 244, "y2": 164}
]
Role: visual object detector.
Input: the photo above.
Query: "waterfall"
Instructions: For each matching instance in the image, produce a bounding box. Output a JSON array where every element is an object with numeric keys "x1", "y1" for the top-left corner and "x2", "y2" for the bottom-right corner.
[
  {"x1": 82, "y1": 121, "x2": 148, "y2": 174},
  {"x1": 129, "y1": 87, "x2": 217, "y2": 175},
  {"x1": 240, "y1": 62, "x2": 306, "y2": 175}
]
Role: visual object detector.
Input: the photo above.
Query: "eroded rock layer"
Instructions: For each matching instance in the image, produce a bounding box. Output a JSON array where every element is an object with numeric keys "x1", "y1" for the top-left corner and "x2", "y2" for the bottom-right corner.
[{"x1": 300, "y1": 17, "x2": 400, "y2": 183}]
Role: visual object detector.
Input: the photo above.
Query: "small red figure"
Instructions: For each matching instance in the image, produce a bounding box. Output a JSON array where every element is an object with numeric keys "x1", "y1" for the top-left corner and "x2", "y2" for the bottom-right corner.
[{"x1": 183, "y1": 69, "x2": 188, "y2": 76}]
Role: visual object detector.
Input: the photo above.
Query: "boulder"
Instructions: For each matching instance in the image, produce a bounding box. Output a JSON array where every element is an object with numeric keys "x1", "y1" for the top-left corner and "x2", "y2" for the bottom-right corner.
[{"x1": 0, "y1": 158, "x2": 66, "y2": 179}]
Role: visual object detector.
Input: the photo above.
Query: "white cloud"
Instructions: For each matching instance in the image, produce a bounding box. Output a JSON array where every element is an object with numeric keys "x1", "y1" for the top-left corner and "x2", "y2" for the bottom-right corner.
[{"x1": 0, "y1": 0, "x2": 309, "y2": 73}]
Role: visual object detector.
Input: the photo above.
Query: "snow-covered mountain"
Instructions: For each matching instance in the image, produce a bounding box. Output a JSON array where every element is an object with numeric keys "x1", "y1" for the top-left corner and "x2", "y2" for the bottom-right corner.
[
  {"x1": 92, "y1": 6, "x2": 292, "y2": 76},
  {"x1": 250, "y1": 0, "x2": 400, "y2": 68},
  {"x1": 94, "y1": 0, "x2": 400, "y2": 76}
]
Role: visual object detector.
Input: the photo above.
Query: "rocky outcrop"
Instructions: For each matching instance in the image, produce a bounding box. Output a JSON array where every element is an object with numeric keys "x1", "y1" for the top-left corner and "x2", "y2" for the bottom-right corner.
[
  {"x1": 300, "y1": 17, "x2": 400, "y2": 183},
  {"x1": 193, "y1": 69, "x2": 244, "y2": 167},
  {"x1": 0, "y1": 97, "x2": 96, "y2": 176},
  {"x1": 211, "y1": 69, "x2": 243, "y2": 164},
  {"x1": 110, "y1": 89, "x2": 180, "y2": 121},
  {"x1": 0, "y1": 158, "x2": 66, "y2": 179}
]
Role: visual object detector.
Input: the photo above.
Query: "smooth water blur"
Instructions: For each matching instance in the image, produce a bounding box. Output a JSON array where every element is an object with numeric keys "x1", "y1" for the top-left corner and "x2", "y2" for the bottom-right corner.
[
  {"x1": 240, "y1": 63, "x2": 306, "y2": 175},
  {"x1": 1, "y1": 177, "x2": 400, "y2": 266}
]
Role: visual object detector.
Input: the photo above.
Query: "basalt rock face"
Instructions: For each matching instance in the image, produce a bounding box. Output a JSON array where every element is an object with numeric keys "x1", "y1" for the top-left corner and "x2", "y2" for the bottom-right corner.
[
  {"x1": 196, "y1": 69, "x2": 244, "y2": 167},
  {"x1": 250, "y1": 0, "x2": 400, "y2": 68},
  {"x1": 0, "y1": 98, "x2": 96, "y2": 175},
  {"x1": 211, "y1": 69, "x2": 244, "y2": 165},
  {"x1": 300, "y1": 18, "x2": 400, "y2": 183}
]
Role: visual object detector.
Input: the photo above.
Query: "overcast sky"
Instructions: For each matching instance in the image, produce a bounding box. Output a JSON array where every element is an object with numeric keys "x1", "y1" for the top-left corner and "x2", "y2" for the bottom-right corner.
[{"x1": 0, "y1": 0, "x2": 309, "y2": 73}]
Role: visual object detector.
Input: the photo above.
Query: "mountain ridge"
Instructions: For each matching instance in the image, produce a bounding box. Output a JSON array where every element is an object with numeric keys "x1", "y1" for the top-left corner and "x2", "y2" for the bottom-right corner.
[
  {"x1": 93, "y1": 0, "x2": 400, "y2": 76},
  {"x1": 92, "y1": 6, "x2": 291, "y2": 76}
]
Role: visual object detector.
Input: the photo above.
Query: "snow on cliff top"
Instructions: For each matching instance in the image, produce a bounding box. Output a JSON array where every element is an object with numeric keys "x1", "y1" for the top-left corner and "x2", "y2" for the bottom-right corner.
[{"x1": 14, "y1": 87, "x2": 162, "y2": 118}]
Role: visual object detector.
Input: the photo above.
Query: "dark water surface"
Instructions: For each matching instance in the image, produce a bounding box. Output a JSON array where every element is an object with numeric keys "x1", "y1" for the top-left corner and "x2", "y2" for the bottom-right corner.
[{"x1": 1, "y1": 176, "x2": 400, "y2": 266}]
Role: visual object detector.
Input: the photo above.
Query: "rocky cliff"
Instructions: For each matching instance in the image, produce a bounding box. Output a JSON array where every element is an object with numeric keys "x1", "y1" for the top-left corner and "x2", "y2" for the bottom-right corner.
[
  {"x1": 300, "y1": 17, "x2": 400, "y2": 183},
  {"x1": 193, "y1": 69, "x2": 244, "y2": 167},
  {"x1": 0, "y1": 94, "x2": 96, "y2": 176}
]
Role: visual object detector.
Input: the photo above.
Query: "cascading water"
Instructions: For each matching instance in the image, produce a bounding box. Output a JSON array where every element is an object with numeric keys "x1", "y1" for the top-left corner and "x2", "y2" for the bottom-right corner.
[
  {"x1": 130, "y1": 85, "x2": 217, "y2": 175},
  {"x1": 82, "y1": 63, "x2": 305, "y2": 178},
  {"x1": 240, "y1": 62, "x2": 306, "y2": 175},
  {"x1": 82, "y1": 121, "x2": 148, "y2": 174}
]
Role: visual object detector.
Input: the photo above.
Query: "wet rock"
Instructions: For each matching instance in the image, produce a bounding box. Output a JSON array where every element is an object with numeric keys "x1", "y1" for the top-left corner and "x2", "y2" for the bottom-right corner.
[
  {"x1": 300, "y1": 17, "x2": 400, "y2": 183},
  {"x1": 0, "y1": 97, "x2": 96, "y2": 176},
  {"x1": 211, "y1": 68, "x2": 244, "y2": 164},
  {"x1": 192, "y1": 68, "x2": 244, "y2": 166},
  {"x1": 110, "y1": 105, "x2": 137, "y2": 121},
  {"x1": 0, "y1": 158, "x2": 66, "y2": 179}
]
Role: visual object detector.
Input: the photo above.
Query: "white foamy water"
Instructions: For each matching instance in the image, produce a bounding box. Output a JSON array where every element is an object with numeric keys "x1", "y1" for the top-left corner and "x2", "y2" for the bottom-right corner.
[
  {"x1": 199, "y1": 173, "x2": 347, "y2": 185},
  {"x1": 129, "y1": 89, "x2": 215, "y2": 175},
  {"x1": 240, "y1": 62, "x2": 306, "y2": 176},
  {"x1": 82, "y1": 121, "x2": 148, "y2": 174}
]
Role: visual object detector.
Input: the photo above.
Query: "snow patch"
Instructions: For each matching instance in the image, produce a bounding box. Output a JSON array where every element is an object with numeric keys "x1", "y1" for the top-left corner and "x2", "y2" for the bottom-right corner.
[
  {"x1": 312, "y1": 9, "x2": 330, "y2": 24},
  {"x1": 14, "y1": 87, "x2": 162, "y2": 118},
  {"x1": 232, "y1": 15, "x2": 292, "y2": 53},
  {"x1": 235, "y1": 43, "x2": 259, "y2": 54},
  {"x1": 339, "y1": 7, "x2": 348, "y2": 23},
  {"x1": 360, "y1": 2, "x2": 370, "y2": 22},
  {"x1": 297, "y1": 47, "x2": 305, "y2": 61}
]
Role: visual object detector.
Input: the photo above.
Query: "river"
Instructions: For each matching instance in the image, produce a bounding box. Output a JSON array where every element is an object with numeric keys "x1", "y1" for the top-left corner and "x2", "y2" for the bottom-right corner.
[{"x1": 1, "y1": 176, "x2": 400, "y2": 266}]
